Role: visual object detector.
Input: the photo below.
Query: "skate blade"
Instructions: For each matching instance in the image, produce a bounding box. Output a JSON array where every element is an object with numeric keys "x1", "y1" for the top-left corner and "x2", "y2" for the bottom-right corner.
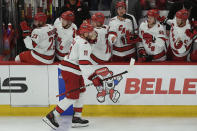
[
  {"x1": 72, "y1": 123, "x2": 89, "y2": 128},
  {"x1": 42, "y1": 117, "x2": 57, "y2": 130}
]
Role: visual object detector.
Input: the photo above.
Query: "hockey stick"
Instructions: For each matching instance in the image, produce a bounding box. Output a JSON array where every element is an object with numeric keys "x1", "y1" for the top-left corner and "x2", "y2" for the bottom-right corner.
[
  {"x1": 56, "y1": 58, "x2": 135, "y2": 97},
  {"x1": 189, "y1": 33, "x2": 197, "y2": 43}
]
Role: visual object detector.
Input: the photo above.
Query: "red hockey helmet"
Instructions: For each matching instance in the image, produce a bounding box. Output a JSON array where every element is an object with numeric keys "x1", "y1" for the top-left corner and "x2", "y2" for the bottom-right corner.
[
  {"x1": 34, "y1": 12, "x2": 47, "y2": 23},
  {"x1": 176, "y1": 9, "x2": 189, "y2": 20},
  {"x1": 61, "y1": 11, "x2": 75, "y2": 22},
  {"x1": 91, "y1": 12, "x2": 105, "y2": 25},
  {"x1": 147, "y1": 9, "x2": 159, "y2": 18},
  {"x1": 79, "y1": 23, "x2": 94, "y2": 34},
  {"x1": 116, "y1": 1, "x2": 126, "y2": 9}
]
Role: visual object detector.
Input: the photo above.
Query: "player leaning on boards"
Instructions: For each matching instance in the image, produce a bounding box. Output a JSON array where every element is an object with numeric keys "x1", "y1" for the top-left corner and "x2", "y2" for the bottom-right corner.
[
  {"x1": 42, "y1": 23, "x2": 103, "y2": 129},
  {"x1": 108, "y1": 1, "x2": 141, "y2": 62},
  {"x1": 162, "y1": 9, "x2": 197, "y2": 61},
  {"x1": 15, "y1": 12, "x2": 56, "y2": 64},
  {"x1": 89, "y1": 12, "x2": 112, "y2": 64},
  {"x1": 54, "y1": 11, "x2": 77, "y2": 61},
  {"x1": 137, "y1": 9, "x2": 168, "y2": 62}
]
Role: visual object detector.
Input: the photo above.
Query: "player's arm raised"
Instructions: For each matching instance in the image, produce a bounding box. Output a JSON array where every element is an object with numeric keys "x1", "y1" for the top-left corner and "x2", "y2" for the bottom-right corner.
[{"x1": 23, "y1": 29, "x2": 41, "y2": 50}]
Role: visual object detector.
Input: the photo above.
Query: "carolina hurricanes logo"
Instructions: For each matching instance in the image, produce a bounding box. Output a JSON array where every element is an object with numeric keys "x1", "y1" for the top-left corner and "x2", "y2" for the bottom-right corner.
[{"x1": 92, "y1": 67, "x2": 123, "y2": 103}]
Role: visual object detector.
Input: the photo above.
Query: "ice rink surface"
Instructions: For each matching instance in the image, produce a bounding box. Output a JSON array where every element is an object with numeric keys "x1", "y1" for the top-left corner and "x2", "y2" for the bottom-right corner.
[{"x1": 0, "y1": 116, "x2": 197, "y2": 131}]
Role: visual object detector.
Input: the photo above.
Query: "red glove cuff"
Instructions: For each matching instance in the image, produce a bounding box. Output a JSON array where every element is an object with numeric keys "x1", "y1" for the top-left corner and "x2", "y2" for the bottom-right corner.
[
  {"x1": 88, "y1": 73, "x2": 103, "y2": 87},
  {"x1": 92, "y1": 76, "x2": 103, "y2": 87},
  {"x1": 88, "y1": 73, "x2": 97, "y2": 81},
  {"x1": 20, "y1": 21, "x2": 32, "y2": 37}
]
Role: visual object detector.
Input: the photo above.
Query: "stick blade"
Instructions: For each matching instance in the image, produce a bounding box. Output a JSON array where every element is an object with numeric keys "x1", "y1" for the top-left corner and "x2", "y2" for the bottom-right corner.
[{"x1": 127, "y1": 58, "x2": 135, "y2": 73}]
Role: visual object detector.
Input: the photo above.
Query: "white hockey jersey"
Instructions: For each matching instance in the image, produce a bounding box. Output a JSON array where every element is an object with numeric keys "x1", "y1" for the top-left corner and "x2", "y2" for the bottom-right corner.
[
  {"x1": 138, "y1": 21, "x2": 167, "y2": 61},
  {"x1": 24, "y1": 24, "x2": 56, "y2": 64},
  {"x1": 59, "y1": 36, "x2": 93, "y2": 75},
  {"x1": 108, "y1": 14, "x2": 138, "y2": 57},
  {"x1": 54, "y1": 18, "x2": 77, "y2": 61},
  {"x1": 167, "y1": 18, "x2": 193, "y2": 58},
  {"x1": 89, "y1": 25, "x2": 111, "y2": 64}
]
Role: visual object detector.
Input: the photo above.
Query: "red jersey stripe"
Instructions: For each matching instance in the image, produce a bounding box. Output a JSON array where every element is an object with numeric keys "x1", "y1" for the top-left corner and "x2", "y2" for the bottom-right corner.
[
  {"x1": 60, "y1": 60, "x2": 81, "y2": 71},
  {"x1": 108, "y1": 31, "x2": 118, "y2": 37},
  {"x1": 79, "y1": 60, "x2": 92, "y2": 65},
  {"x1": 33, "y1": 50, "x2": 54, "y2": 60},
  {"x1": 90, "y1": 54, "x2": 107, "y2": 64},
  {"x1": 56, "y1": 49, "x2": 68, "y2": 57},
  {"x1": 113, "y1": 45, "x2": 135, "y2": 52},
  {"x1": 56, "y1": 106, "x2": 64, "y2": 114},
  {"x1": 152, "y1": 50, "x2": 166, "y2": 59}
]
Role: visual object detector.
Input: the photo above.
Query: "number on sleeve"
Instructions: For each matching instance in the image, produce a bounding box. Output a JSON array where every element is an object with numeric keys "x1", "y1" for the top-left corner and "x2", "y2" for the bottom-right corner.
[{"x1": 48, "y1": 37, "x2": 54, "y2": 50}]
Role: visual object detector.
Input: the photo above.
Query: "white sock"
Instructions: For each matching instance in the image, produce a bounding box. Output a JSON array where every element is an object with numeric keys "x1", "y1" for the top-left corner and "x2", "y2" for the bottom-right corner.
[
  {"x1": 73, "y1": 92, "x2": 86, "y2": 117},
  {"x1": 53, "y1": 110, "x2": 60, "y2": 117},
  {"x1": 53, "y1": 98, "x2": 76, "y2": 117}
]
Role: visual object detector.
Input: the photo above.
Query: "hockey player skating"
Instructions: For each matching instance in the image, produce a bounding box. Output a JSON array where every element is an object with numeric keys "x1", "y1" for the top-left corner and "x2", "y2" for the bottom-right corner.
[
  {"x1": 165, "y1": 9, "x2": 197, "y2": 61},
  {"x1": 89, "y1": 12, "x2": 112, "y2": 64},
  {"x1": 42, "y1": 23, "x2": 100, "y2": 129},
  {"x1": 15, "y1": 12, "x2": 56, "y2": 64},
  {"x1": 54, "y1": 11, "x2": 77, "y2": 61},
  {"x1": 138, "y1": 9, "x2": 168, "y2": 62},
  {"x1": 108, "y1": 1, "x2": 140, "y2": 62}
]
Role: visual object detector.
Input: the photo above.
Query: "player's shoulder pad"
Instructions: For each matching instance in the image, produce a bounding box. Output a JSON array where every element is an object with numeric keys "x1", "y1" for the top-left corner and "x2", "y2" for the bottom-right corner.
[
  {"x1": 139, "y1": 21, "x2": 147, "y2": 29},
  {"x1": 75, "y1": 36, "x2": 86, "y2": 44},
  {"x1": 31, "y1": 28, "x2": 41, "y2": 36},
  {"x1": 33, "y1": 24, "x2": 54, "y2": 36},
  {"x1": 123, "y1": 14, "x2": 135, "y2": 22},
  {"x1": 47, "y1": 24, "x2": 54, "y2": 29},
  {"x1": 109, "y1": 16, "x2": 117, "y2": 23},
  {"x1": 54, "y1": 18, "x2": 61, "y2": 26},
  {"x1": 72, "y1": 23, "x2": 78, "y2": 30}
]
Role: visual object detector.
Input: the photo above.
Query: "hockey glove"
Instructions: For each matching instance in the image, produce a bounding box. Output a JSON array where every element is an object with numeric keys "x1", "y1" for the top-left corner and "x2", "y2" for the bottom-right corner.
[
  {"x1": 191, "y1": 20, "x2": 197, "y2": 29},
  {"x1": 157, "y1": 16, "x2": 167, "y2": 25},
  {"x1": 185, "y1": 29, "x2": 197, "y2": 40},
  {"x1": 88, "y1": 73, "x2": 103, "y2": 87},
  {"x1": 138, "y1": 48, "x2": 152, "y2": 62},
  {"x1": 138, "y1": 49, "x2": 148, "y2": 62},
  {"x1": 125, "y1": 31, "x2": 142, "y2": 44},
  {"x1": 20, "y1": 21, "x2": 32, "y2": 37}
]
